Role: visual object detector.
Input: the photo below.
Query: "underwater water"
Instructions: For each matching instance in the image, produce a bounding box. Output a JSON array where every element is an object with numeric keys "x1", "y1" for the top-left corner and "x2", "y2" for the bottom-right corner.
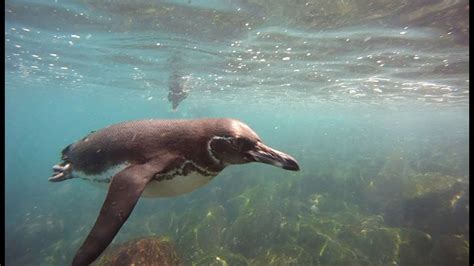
[{"x1": 5, "y1": 0, "x2": 469, "y2": 265}]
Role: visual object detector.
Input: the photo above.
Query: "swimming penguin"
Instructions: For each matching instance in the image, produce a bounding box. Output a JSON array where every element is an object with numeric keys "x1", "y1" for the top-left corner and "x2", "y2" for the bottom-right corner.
[
  {"x1": 168, "y1": 72, "x2": 190, "y2": 111},
  {"x1": 49, "y1": 118, "x2": 300, "y2": 265},
  {"x1": 167, "y1": 53, "x2": 190, "y2": 111}
]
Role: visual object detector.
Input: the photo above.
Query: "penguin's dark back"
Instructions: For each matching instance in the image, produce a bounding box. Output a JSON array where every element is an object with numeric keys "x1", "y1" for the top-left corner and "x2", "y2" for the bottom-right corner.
[{"x1": 63, "y1": 118, "x2": 235, "y2": 174}]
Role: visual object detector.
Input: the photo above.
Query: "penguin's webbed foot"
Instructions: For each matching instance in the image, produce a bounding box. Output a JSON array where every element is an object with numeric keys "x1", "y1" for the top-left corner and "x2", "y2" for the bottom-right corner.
[{"x1": 49, "y1": 162, "x2": 73, "y2": 182}]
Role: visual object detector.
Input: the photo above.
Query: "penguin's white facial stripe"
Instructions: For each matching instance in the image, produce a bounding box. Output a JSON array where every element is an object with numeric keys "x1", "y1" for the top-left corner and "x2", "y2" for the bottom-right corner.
[
  {"x1": 207, "y1": 136, "x2": 233, "y2": 164},
  {"x1": 207, "y1": 138, "x2": 219, "y2": 163}
]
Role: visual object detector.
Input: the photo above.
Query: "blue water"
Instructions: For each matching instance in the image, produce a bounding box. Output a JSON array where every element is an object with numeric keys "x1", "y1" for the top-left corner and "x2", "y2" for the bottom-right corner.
[{"x1": 5, "y1": 0, "x2": 469, "y2": 265}]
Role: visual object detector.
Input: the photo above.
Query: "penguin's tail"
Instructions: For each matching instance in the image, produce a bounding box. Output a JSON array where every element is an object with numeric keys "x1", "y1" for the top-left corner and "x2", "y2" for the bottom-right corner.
[{"x1": 49, "y1": 144, "x2": 74, "y2": 182}]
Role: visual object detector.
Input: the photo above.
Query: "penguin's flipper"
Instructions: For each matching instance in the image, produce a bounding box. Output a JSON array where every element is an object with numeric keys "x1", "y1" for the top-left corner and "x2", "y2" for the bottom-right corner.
[{"x1": 71, "y1": 155, "x2": 176, "y2": 266}]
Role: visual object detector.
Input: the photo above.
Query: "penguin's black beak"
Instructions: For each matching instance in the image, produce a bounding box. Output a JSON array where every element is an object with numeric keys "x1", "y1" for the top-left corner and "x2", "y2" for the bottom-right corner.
[{"x1": 247, "y1": 142, "x2": 300, "y2": 171}]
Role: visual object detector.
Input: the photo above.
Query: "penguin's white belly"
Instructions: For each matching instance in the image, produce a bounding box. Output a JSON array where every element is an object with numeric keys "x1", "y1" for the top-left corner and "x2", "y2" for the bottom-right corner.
[
  {"x1": 143, "y1": 172, "x2": 216, "y2": 197},
  {"x1": 75, "y1": 163, "x2": 216, "y2": 198}
]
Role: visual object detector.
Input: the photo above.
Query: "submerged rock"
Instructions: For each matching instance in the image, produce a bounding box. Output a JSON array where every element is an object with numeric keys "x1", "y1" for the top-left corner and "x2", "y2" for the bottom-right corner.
[
  {"x1": 385, "y1": 175, "x2": 469, "y2": 236},
  {"x1": 398, "y1": 228, "x2": 433, "y2": 265},
  {"x1": 430, "y1": 234, "x2": 469, "y2": 266},
  {"x1": 94, "y1": 237, "x2": 181, "y2": 266}
]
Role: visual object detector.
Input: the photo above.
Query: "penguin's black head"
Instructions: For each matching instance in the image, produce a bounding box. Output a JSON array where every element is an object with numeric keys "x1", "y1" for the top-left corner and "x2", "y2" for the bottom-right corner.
[{"x1": 208, "y1": 120, "x2": 300, "y2": 171}]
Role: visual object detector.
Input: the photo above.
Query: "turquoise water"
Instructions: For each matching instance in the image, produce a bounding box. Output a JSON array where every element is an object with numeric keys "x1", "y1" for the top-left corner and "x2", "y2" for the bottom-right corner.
[{"x1": 5, "y1": 0, "x2": 469, "y2": 265}]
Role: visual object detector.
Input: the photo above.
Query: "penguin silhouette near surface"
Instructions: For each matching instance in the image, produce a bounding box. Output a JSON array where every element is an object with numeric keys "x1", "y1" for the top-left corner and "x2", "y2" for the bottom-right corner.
[
  {"x1": 167, "y1": 53, "x2": 190, "y2": 111},
  {"x1": 167, "y1": 72, "x2": 190, "y2": 111},
  {"x1": 49, "y1": 118, "x2": 300, "y2": 265}
]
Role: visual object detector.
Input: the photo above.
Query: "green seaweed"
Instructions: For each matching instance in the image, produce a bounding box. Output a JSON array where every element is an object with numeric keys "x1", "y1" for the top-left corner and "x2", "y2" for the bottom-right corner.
[
  {"x1": 251, "y1": 244, "x2": 313, "y2": 265},
  {"x1": 193, "y1": 249, "x2": 249, "y2": 266}
]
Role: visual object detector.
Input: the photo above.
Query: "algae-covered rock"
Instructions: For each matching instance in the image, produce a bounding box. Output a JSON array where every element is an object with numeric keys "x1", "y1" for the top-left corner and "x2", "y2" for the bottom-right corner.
[
  {"x1": 398, "y1": 228, "x2": 433, "y2": 266},
  {"x1": 94, "y1": 237, "x2": 181, "y2": 266},
  {"x1": 430, "y1": 234, "x2": 469, "y2": 266},
  {"x1": 359, "y1": 170, "x2": 469, "y2": 238},
  {"x1": 410, "y1": 147, "x2": 468, "y2": 177},
  {"x1": 404, "y1": 173, "x2": 466, "y2": 198},
  {"x1": 392, "y1": 178, "x2": 469, "y2": 235}
]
